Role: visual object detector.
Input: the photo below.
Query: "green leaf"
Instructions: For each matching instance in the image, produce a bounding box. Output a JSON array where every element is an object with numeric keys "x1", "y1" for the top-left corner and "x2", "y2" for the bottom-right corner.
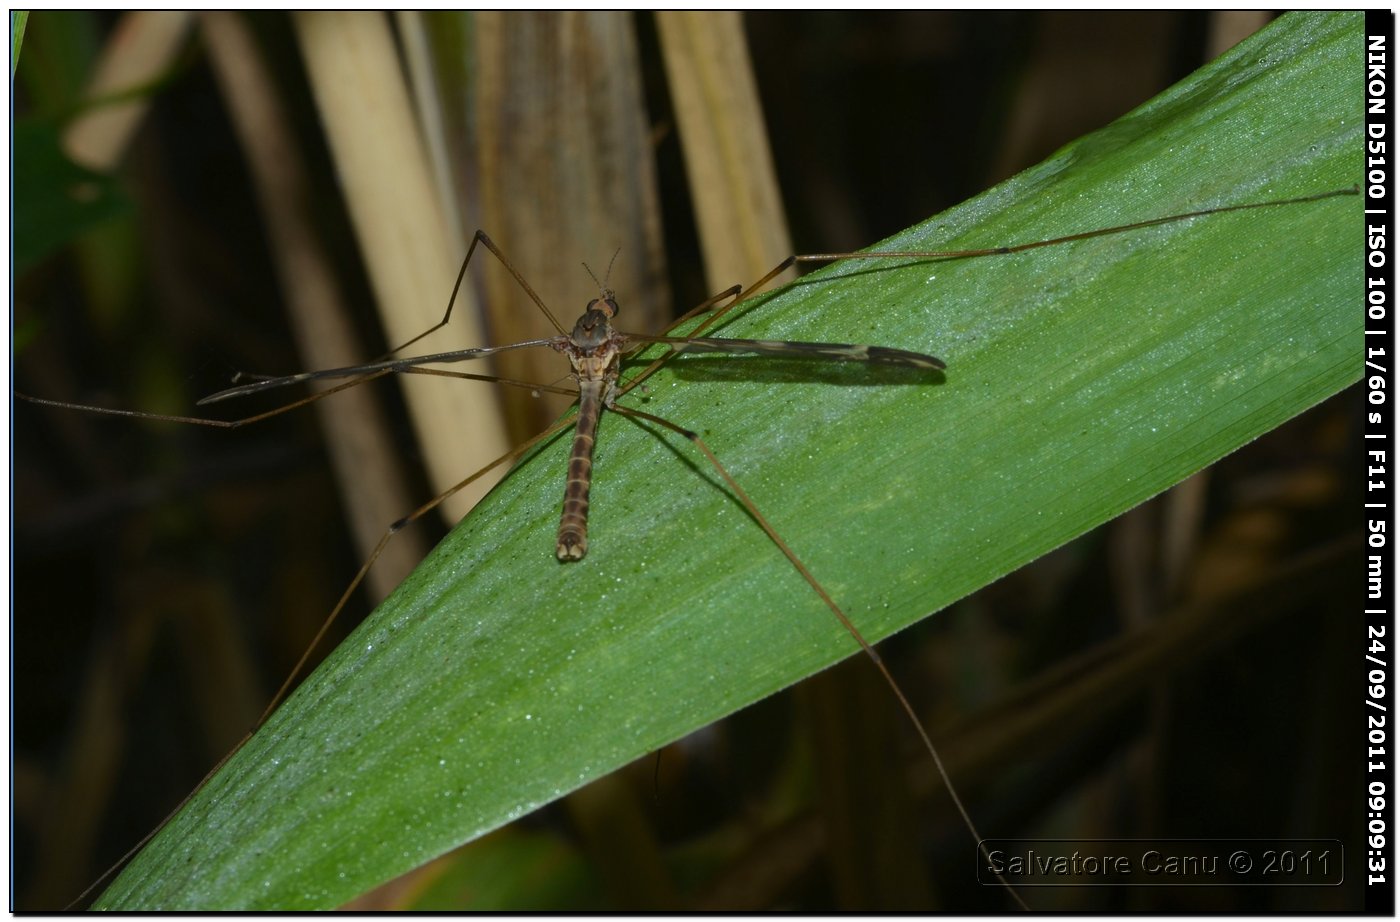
[
  {"x1": 96, "y1": 11, "x2": 1361, "y2": 910},
  {"x1": 13, "y1": 117, "x2": 130, "y2": 274},
  {"x1": 12, "y1": 10, "x2": 28, "y2": 76}
]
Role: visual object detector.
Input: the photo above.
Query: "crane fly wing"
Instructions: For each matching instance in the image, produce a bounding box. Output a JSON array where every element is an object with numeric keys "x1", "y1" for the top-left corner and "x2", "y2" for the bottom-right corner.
[
  {"x1": 625, "y1": 333, "x2": 945, "y2": 371},
  {"x1": 198, "y1": 338, "x2": 562, "y2": 405}
]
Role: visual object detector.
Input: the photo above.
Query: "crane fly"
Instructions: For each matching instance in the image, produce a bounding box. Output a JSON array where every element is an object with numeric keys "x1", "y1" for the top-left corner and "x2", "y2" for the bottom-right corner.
[
  {"x1": 181, "y1": 184, "x2": 1354, "y2": 569},
  {"x1": 18, "y1": 185, "x2": 1357, "y2": 911},
  {"x1": 195, "y1": 231, "x2": 945, "y2": 562}
]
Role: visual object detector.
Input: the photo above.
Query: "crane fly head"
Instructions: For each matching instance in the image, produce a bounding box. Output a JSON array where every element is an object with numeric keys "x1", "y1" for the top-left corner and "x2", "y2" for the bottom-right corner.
[
  {"x1": 581, "y1": 249, "x2": 623, "y2": 318},
  {"x1": 581, "y1": 296, "x2": 619, "y2": 321}
]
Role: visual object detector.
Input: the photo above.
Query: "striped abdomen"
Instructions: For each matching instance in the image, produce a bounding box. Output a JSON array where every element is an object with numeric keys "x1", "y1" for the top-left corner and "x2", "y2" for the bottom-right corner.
[{"x1": 556, "y1": 379, "x2": 605, "y2": 560}]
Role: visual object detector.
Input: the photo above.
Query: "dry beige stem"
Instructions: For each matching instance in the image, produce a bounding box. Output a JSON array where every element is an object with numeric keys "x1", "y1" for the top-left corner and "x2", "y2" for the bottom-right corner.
[
  {"x1": 657, "y1": 12, "x2": 795, "y2": 295},
  {"x1": 202, "y1": 11, "x2": 427, "y2": 598},
  {"x1": 292, "y1": 11, "x2": 510, "y2": 522},
  {"x1": 63, "y1": 11, "x2": 194, "y2": 171}
]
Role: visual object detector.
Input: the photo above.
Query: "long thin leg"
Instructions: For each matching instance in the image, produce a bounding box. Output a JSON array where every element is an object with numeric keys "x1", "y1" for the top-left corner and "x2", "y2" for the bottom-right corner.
[
  {"x1": 18, "y1": 359, "x2": 581, "y2": 431},
  {"x1": 24, "y1": 328, "x2": 581, "y2": 906},
  {"x1": 791, "y1": 185, "x2": 1360, "y2": 265},
  {"x1": 618, "y1": 186, "x2": 1360, "y2": 400},
  {"x1": 609, "y1": 286, "x2": 740, "y2": 397},
  {"x1": 64, "y1": 412, "x2": 578, "y2": 909},
  {"x1": 611, "y1": 403, "x2": 1029, "y2": 911},
  {"x1": 16, "y1": 370, "x2": 397, "y2": 429},
  {"x1": 661, "y1": 282, "x2": 744, "y2": 328},
  {"x1": 259, "y1": 415, "x2": 576, "y2": 721},
  {"x1": 383, "y1": 230, "x2": 570, "y2": 359}
]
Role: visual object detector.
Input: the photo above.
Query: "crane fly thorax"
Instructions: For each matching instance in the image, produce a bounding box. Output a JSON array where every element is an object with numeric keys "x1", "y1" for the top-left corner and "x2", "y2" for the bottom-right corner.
[
  {"x1": 569, "y1": 298, "x2": 620, "y2": 344},
  {"x1": 554, "y1": 299, "x2": 627, "y2": 407}
]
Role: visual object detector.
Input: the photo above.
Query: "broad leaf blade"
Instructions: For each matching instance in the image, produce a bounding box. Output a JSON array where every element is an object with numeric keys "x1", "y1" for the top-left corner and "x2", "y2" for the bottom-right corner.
[{"x1": 97, "y1": 11, "x2": 1360, "y2": 909}]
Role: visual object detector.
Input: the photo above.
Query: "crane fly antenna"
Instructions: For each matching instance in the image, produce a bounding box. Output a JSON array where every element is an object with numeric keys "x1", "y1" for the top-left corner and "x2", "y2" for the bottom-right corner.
[
  {"x1": 602, "y1": 247, "x2": 621, "y2": 292},
  {"x1": 582, "y1": 247, "x2": 623, "y2": 301}
]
